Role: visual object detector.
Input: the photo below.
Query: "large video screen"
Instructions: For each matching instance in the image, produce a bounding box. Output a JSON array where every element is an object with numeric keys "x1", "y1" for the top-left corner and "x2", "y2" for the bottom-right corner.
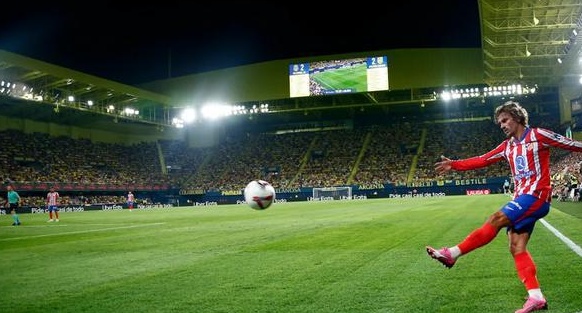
[{"x1": 289, "y1": 56, "x2": 389, "y2": 98}]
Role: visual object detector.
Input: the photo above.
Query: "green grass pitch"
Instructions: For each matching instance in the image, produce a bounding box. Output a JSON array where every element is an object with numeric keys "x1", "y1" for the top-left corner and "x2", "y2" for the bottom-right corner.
[
  {"x1": 311, "y1": 63, "x2": 368, "y2": 93},
  {"x1": 1, "y1": 195, "x2": 581, "y2": 313}
]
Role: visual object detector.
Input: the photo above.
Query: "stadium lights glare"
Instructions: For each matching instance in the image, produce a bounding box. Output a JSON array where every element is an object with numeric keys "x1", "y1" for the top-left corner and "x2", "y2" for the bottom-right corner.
[
  {"x1": 258, "y1": 103, "x2": 269, "y2": 113},
  {"x1": 200, "y1": 103, "x2": 233, "y2": 120},
  {"x1": 180, "y1": 108, "x2": 196, "y2": 123},
  {"x1": 172, "y1": 117, "x2": 184, "y2": 128},
  {"x1": 232, "y1": 105, "x2": 248, "y2": 115},
  {"x1": 169, "y1": 102, "x2": 272, "y2": 128},
  {"x1": 123, "y1": 107, "x2": 139, "y2": 116},
  {"x1": 439, "y1": 84, "x2": 535, "y2": 101}
]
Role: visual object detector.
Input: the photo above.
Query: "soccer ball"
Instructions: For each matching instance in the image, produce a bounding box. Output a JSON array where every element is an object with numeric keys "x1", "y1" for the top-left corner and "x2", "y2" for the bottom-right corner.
[{"x1": 244, "y1": 180, "x2": 276, "y2": 210}]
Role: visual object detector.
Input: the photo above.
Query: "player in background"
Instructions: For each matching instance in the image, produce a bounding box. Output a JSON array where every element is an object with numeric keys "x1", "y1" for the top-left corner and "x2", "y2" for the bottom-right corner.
[
  {"x1": 6, "y1": 185, "x2": 22, "y2": 226},
  {"x1": 46, "y1": 186, "x2": 60, "y2": 222},
  {"x1": 426, "y1": 101, "x2": 582, "y2": 313},
  {"x1": 503, "y1": 178, "x2": 511, "y2": 195},
  {"x1": 127, "y1": 191, "x2": 135, "y2": 211}
]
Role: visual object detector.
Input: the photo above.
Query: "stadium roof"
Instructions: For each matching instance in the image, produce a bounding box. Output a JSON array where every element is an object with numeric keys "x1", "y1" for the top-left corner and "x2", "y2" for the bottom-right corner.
[
  {"x1": 480, "y1": 0, "x2": 582, "y2": 87},
  {"x1": 0, "y1": 49, "x2": 172, "y2": 127}
]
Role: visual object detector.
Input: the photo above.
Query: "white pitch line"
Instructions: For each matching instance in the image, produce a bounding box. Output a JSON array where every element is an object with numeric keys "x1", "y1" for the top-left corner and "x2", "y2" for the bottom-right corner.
[
  {"x1": 0, "y1": 222, "x2": 165, "y2": 241},
  {"x1": 539, "y1": 217, "x2": 582, "y2": 313},
  {"x1": 540, "y1": 218, "x2": 582, "y2": 258}
]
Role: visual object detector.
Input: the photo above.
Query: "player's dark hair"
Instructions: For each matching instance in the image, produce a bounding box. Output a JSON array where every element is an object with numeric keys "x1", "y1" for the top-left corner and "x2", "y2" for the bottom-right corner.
[{"x1": 494, "y1": 101, "x2": 529, "y2": 126}]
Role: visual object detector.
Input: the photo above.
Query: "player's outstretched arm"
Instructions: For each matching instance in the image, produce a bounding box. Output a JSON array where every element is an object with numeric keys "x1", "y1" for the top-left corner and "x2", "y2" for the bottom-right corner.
[{"x1": 435, "y1": 155, "x2": 453, "y2": 175}]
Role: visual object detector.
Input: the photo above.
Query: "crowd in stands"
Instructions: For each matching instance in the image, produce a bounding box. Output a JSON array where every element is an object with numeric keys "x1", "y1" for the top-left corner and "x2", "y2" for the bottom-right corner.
[
  {"x1": 189, "y1": 131, "x2": 308, "y2": 191},
  {"x1": 353, "y1": 122, "x2": 421, "y2": 186},
  {"x1": 0, "y1": 130, "x2": 167, "y2": 186},
  {"x1": 417, "y1": 120, "x2": 508, "y2": 181},
  {"x1": 158, "y1": 139, "x2": 211, "y2": 188},
  {"x1": 1, "y1": 111, "x2": 577, "y2": 203},
  {"x1": 551, "y1": 152, "x2": 582, "y2": 201}
]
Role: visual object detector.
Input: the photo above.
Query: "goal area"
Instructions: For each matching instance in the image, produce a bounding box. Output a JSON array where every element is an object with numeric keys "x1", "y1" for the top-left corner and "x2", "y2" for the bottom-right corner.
[{"x1": 312, "y1": 186, "x2": 352, "y2": 200}]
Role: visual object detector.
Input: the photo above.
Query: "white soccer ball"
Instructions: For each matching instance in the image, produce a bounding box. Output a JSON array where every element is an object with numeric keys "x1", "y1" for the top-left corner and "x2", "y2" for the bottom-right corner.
[{"x1": 244, "y1": 180, "x2": 276, "y2": 210}]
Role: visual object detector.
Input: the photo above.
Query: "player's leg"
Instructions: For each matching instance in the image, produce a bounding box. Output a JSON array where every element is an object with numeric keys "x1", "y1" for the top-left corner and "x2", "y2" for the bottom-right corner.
[
  {"x1": 510, "y1": 196, "x2": 550, "y2": 313},
  {"x1": 427, "y1": 210, "x2": 507, "y2": 268},
  {"x1": 11, "y1": 204, "x2": 21, "y2": 225},
  {"x1": 427, "y1": 194, "x2": 549, "y2": 269},
  {"x1": 54, "y1": 207, "x2": 59, "y2": 222},
  {"x1": 11, "y1": 207, "x2": 17, "y2": 225},
  {"x1": 48, "y1": 206, "x2": 54, "y2": 221},
  {"x1": 511, "y1": 230, "x2": 547, "y2": 313}
]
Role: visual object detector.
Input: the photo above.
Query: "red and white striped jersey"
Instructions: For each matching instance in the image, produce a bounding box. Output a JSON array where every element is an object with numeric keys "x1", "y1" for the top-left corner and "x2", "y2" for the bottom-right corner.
[
  {"x1": 47, "y1": 191, "x2": 59, "y2": 206},
  {"x1": 451, "y1": 127, "x2": 582, "y2": 202}
]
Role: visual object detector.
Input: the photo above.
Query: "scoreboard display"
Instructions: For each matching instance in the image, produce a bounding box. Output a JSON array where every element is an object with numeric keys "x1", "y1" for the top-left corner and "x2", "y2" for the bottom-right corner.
[{"x1": 289, "y1": 56, "x2": 389, "y2": 98}]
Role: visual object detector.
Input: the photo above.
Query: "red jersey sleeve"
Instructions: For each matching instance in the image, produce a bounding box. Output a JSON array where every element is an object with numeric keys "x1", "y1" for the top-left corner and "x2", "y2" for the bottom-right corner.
[
  {"x1": 536, "y1": 128, "x2": 582, "y2": 152},
  {"x1": 450, "y1": 141, "x2": 507, "y2": 171}
]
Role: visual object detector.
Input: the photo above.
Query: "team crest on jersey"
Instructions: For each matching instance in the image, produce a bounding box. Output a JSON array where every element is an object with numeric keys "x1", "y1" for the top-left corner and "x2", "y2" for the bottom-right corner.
[
  {"x1": 514, "y1": 155, "x2": 536, "y2": 180},
  {"x1": 515, "y1": 155, "x2": 527, "y2": 171}
]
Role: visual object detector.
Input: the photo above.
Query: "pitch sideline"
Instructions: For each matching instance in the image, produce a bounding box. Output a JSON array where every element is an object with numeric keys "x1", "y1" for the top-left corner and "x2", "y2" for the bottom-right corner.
[
  {"x1": 540, "y1": 218, "x2": 582, "y2": 257},
  {"x1": 0, "y1": 222, "x2": 165, "y2": 241}
]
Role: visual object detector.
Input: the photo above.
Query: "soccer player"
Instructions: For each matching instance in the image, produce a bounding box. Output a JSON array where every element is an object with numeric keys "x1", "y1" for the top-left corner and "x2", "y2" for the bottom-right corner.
[
  {"x1": 46, "y1": 187, "x2": 60, "y2": 222},
  {"x1": 6, "y1": 185, "x2": 22, "y2": 226},
  {"x1": 503, "y1": 178, "x2": 511, "y2": 195},
  {"x1": 127, "y1": 191, "x2": 135, "y2": 211},
  {"x1": 426, "y1": 101, "x2": 582, "y2": 313}
]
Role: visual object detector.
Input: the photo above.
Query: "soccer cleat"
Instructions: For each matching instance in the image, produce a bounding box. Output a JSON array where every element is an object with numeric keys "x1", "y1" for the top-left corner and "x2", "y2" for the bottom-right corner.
[
  {"x1": 55, "y1": 219, "x2": 59, "y2": 222},
  {"x1": 48, "y1": 219, "x2": 54, "y2": 222},
  {"x1": 515, "y1": 297, "x2": 548, "y2": 313},
  {"x1": 426, "y1": 246, "x2": 456, "y2": 268}
]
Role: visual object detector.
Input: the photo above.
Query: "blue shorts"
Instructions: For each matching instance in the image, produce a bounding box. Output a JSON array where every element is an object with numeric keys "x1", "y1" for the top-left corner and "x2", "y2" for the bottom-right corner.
[
  {"x1": 500, "y1": 194, "x2": 550, "y2": 235},
  {"x1": 48, "y1": 205, "x2": 59, "y2": 212}
]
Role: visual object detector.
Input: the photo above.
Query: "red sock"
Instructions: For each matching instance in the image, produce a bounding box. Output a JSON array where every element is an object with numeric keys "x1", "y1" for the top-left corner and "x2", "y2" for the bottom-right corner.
[
  {"x1": 514, "y1": 251, "x2": 539, "y2": 290},
  {"x1": 457, "y1": 222, "x2": 499, "y2": 254}
]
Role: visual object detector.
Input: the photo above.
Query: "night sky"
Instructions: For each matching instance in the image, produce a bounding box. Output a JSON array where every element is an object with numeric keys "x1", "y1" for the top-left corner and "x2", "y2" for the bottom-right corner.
[{"x1": 0, "y1": 1, "x2": 481, "y2": 85}]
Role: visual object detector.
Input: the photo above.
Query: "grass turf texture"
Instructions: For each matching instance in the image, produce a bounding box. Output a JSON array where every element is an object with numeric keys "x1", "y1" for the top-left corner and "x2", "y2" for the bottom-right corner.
[{"x1": 1, "y1": 194, "x2": 581, "y2": 313}]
